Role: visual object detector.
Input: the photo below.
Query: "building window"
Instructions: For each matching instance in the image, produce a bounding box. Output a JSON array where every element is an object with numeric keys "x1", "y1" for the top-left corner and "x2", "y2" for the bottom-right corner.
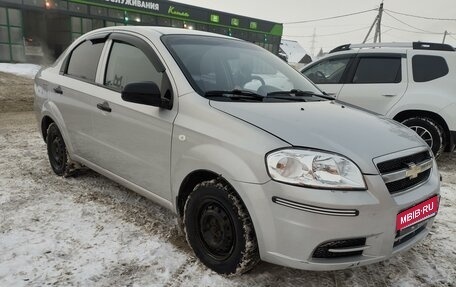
[
  {"x1": 82, "y1": 18, "x2": 93, "y2": 33},
  {"x1": 23, "y1": 0, "x2": 45, "y2": 7},
  {"x1": 7, "y1": 9, "x2": 21, "y2": 27},
  {"x1": 68, "y1": 3, "x2": 88, "y2": 14},
  {"x1": 71, "y1": 17, "x2": 81, "y2": 33},
  {"x1": 90, "y1": 6, "x2": 107, "y2": 17},
  {"x1": 108, "y1": 9, "x2": 124, "y2": 20},
  {"x1": 171, "y1": 19, "x2": 183, "y2": 28},
  {"x1": 157, "y1": 17, "x2": 171, "y2": 27},
  {"x1": 142, "y1": 15, "x2": 156, "y2": 25}
]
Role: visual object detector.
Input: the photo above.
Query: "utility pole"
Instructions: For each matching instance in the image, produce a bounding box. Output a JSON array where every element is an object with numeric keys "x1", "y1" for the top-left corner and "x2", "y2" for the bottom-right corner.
[
  {"x1": 442, "y1": 30, "x2": 448, "y2": 43},
  {"x1": 373, "y1": 3, "x2": 384, "y2": 43},
  {"x1": 310, "y1": 28, "x2": 316, "y2": 57},
  {"x1": 363, "y1": 2, "x2": 384, "y2": 43}
]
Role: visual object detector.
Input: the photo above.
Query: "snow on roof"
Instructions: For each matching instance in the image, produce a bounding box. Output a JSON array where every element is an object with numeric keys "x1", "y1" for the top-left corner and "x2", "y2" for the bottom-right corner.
[
  {"x1": 280, "y1": 39, "x2": 311, "y2": 63},
  {"x1": 0, "y1": 63, "x2": 41, "y2": 79}
]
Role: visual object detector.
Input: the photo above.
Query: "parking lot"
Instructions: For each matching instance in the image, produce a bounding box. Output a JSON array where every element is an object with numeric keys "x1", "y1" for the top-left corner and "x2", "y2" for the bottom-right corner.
[{"x1": 0, "y1": 72, "x2": 455, "y2": 286}]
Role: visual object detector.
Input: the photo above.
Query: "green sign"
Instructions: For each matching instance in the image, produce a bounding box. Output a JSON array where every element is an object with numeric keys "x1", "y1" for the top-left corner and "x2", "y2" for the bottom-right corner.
[
  {"x1": 250, "y1": 21, "x2": 258, "y2": 29},
  {"x1": 210, "y1": 14, "x2": 220, "y2": 23},
  {"x1": 168, "y1": 6, "x2": 190, "y2": 18},
  {"x1": 231, "y1": 18, "x2": 239, "y2": 27}
]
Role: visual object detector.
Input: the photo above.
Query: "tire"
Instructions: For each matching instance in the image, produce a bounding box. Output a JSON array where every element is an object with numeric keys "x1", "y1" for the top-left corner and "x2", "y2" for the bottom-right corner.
[
  {"x1": 183, "y1": 179, "x2": 260, "y2": 275},
  {"x1": 402, "y1": 117, "x2": 444, "y2": 158},
  {"x1": 46, "y1": 123, "x2": 69, "y2": 176}
]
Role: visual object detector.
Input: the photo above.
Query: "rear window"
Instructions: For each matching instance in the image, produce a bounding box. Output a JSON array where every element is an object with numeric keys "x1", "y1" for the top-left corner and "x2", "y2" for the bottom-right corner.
[
  {"x1": 352, "y1": 57, "x2": 401, "y2": 84},
  {"x1": 412, "y1": 55, "x2": 449, "y2": 82},
  {"x1": 66, "y1": 40, "x2": 104, "y2": 82}
]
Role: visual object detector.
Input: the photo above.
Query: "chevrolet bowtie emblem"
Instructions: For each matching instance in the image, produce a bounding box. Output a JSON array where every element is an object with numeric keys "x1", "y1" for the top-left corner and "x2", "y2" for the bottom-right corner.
[{"x1": 405, "y1": 163, "x2": 422, "y2": 179}]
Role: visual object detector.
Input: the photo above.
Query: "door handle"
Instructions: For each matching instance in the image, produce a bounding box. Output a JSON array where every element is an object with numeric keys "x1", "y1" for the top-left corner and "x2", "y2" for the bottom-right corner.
[
  {"x1": 97, "y1": 101, "x2": 112, "y2": 113},
  {"x1": 53, "y1": 86, "x2": 63, "y2": 94},
  {"x1": 382, "y1": 94, "x2": 397, "y2": 97}
]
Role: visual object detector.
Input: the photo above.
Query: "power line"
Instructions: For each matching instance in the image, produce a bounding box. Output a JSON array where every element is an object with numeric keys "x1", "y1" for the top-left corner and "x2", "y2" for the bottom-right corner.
[
  {"x1": 284, "y1": 8, "x2": 376, "y2": 25},
  {"x1": 385, "y1": 9, "x2": 456, "y2": 21},
  {"x1": 283, "y1": 26, "x2": 371, "y2": 38},
  {"x1": 382, "y1": 24, "x2": 443, "y2": 35},
  {"x1": 365, "y1": 28, "x2": 392, "y2": 42},
  {"x1": 383, "y1": 11, "x2": 441, "y2": 34}
]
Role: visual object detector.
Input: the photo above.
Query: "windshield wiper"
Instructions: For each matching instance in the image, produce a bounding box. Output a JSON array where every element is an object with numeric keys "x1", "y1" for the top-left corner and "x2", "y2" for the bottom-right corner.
[
  {"x1": 204, "y1": 89, "x2": 265, "y2": 101},
  {"x1": 267, "y1": 89, "x2": 334, "y2": 100}
]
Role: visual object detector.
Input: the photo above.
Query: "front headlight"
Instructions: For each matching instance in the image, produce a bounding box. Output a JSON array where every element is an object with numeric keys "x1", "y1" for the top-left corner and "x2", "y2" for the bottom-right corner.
[{"x1": 266, "y1": 149, "x2": 366, "y2": 190}]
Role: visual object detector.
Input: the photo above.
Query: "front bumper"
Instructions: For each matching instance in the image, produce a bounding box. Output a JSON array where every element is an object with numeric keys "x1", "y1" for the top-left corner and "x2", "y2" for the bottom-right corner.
[{"x1": 232, "y1": 161, "x2": 440, "y2": 271}]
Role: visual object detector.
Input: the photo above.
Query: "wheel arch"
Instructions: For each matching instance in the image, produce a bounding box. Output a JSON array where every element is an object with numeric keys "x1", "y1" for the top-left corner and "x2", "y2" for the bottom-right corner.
[
  {"x1": 176, "y1": 169, "x2": 233, "y2": 218},
  {"x1": 41, "y1": 115, "x2": 55, "y2": 142},
  {"x1": 393, "y1": 109, "x2": 451, "y2": 150}
]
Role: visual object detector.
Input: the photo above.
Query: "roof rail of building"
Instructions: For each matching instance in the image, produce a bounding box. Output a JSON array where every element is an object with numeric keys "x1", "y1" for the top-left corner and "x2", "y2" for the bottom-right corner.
[{"x1": 329, "y1": 42, "x2": 455, "y2": 54}]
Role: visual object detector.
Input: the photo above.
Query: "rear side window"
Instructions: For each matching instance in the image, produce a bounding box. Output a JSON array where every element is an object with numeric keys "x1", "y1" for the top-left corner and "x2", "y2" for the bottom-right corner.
[
  {"x1": 352, "y1": 57, "x2": 401, "y2": 84},
  {"x1": 66, "y1": 40, "x2": 104, "y2": 82},
  {"x1": 412, "y1": 55, "x2": 449, "y2": 82},
  {"x1": 104, "y1": 41, "x2": 163, "y2": 91}
]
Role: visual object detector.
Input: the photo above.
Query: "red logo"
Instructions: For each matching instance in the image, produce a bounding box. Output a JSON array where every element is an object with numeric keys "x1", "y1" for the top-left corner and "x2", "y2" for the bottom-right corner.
[{"x1": 396, "y1": 196, "x2": 439, "y2": 231}]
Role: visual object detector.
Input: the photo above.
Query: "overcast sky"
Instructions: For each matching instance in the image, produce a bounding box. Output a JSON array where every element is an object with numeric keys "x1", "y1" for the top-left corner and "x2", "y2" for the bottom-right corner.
[{"x1": 173, "y1": 0, "x2": 456, "y2": 56}]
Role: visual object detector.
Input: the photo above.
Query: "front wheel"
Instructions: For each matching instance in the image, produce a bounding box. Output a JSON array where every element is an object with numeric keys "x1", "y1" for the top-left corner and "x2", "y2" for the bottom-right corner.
[
  {"x1": 402, "y1": 117, "x2": 444, "y2": 158},
  {"x1": 183, "y1": 179, "x2": 260, "y2": 275}
]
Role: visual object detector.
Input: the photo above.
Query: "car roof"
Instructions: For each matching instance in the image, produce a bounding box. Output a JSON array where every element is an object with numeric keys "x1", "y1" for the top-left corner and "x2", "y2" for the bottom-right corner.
[{"x1": 85, "y1": 26, "x2": 235, "y2": 40}]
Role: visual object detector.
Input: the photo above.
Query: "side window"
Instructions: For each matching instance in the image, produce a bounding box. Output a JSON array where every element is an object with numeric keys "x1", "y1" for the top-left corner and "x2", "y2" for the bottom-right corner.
[
  {"x1": 412, "y1": 55, "x2": 449, "y2": 82},
  {"x1": 302, "y1": 57, "x2": 351, "y2": 84},
  {"x1": 352, "y1": 57, "x2": 401, "y2": 84},
  {"x1": 66, "y1": 40, "x2": 104, "y2": 82},
  {"x1": 104, "y1": 41, "x2": 163, "y2": 91}
]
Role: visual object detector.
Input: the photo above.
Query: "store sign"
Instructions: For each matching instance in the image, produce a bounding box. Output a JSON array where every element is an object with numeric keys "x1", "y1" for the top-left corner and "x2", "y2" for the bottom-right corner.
[
  {"x1": 168, "y1": 6, "x2": 189, "y2": 17},
  {"x1": 210, "y1": 14, "x2": 219, "y2": 23},
  {"x1": 103, "y1": 0, "x2": 159, "y2": 11}
]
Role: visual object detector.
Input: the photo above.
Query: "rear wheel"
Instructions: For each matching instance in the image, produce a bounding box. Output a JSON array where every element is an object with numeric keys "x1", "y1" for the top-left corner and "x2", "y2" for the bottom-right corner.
[
  {"x1": 402, "y1": 117, "x2": 444, "y2": 158},
  {"x1": 183, "y1": 179, "x2": 260, "y2": 275},
  {"x1": 46, "y1": 123, "x2": 69, "y2": 176}
]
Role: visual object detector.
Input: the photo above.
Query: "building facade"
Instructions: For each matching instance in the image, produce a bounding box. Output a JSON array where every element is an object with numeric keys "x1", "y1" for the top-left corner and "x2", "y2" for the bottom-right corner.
[{"x1": 0, "y1": 0, "x2": 283, "y2": 63}]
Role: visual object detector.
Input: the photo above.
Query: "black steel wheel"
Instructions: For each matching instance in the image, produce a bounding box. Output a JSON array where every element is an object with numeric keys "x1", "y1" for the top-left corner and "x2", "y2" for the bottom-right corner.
[
  {"x1": 183, "y1": 179, "x2": 260, "y2": 275},
  {"x1": 402, "y1": 117, "x2": 444, "y2": 158},
  {"x1": 46, "y1": 123, "x2": 68, "y2": 176}
]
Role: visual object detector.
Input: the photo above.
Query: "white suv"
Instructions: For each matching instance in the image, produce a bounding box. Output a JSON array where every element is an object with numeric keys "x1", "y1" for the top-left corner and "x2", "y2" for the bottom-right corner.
[{"x1": 301, "y1": 42, "x2": 456, "y2": 157}]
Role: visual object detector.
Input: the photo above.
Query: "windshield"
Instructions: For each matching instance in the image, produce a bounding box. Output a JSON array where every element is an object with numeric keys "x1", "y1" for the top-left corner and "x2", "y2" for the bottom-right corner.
[{"x1": 162, "y1": 35, "x2": 324, "y2": 101}]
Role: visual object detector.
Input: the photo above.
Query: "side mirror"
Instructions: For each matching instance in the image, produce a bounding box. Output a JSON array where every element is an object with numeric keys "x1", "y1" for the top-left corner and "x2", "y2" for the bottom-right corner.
[{"x1": 121, "y1": 81, "x2": 171, "y2": 109}]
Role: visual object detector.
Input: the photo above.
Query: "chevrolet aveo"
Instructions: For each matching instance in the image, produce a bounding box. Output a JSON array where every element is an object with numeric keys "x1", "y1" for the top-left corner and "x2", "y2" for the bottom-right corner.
[{"x1": 34, "y1": 27, "x2": 440, "y2": 275}]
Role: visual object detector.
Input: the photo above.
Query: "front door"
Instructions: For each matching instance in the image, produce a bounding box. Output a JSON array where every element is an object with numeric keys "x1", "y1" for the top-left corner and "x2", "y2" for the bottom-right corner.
[{"x1": 89, "y1": 33, "x2": 177, "y2": 201}]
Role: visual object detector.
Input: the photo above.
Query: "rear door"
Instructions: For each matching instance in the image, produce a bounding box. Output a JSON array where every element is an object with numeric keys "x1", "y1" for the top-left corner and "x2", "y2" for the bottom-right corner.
[
  {"x1": 89, "y1": 32, "x2": 177, "y2": 201},
  {"x1": 301, "y1": 54, "x2": 355, "y2": 97},
  {"x1": 54, "y1": 35, "x2": 107, "y2": 158},
  {"x1": 337, "y1": 53, "x2": 408, "y2": 115}
]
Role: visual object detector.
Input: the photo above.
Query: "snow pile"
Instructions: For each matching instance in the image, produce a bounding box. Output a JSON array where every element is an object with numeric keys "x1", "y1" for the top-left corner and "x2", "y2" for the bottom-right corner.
[{"x1": 0, "y1": 63, "x2": 41, "y2": 79}]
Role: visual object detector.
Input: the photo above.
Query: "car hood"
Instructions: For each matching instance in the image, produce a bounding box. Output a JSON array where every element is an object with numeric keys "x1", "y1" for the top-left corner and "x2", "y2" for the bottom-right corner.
[{"x1": 210, "y1": 100, "x2": 427, "y2": 174}]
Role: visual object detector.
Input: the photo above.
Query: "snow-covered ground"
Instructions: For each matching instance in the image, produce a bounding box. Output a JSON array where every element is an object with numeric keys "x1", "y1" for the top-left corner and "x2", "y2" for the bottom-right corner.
[
  {"x1": 0, "y1": 67, "x2": 455, "y2": 286},
  {"x1": 0, "y1": 63, "x2": 41, "y2": 79}
]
